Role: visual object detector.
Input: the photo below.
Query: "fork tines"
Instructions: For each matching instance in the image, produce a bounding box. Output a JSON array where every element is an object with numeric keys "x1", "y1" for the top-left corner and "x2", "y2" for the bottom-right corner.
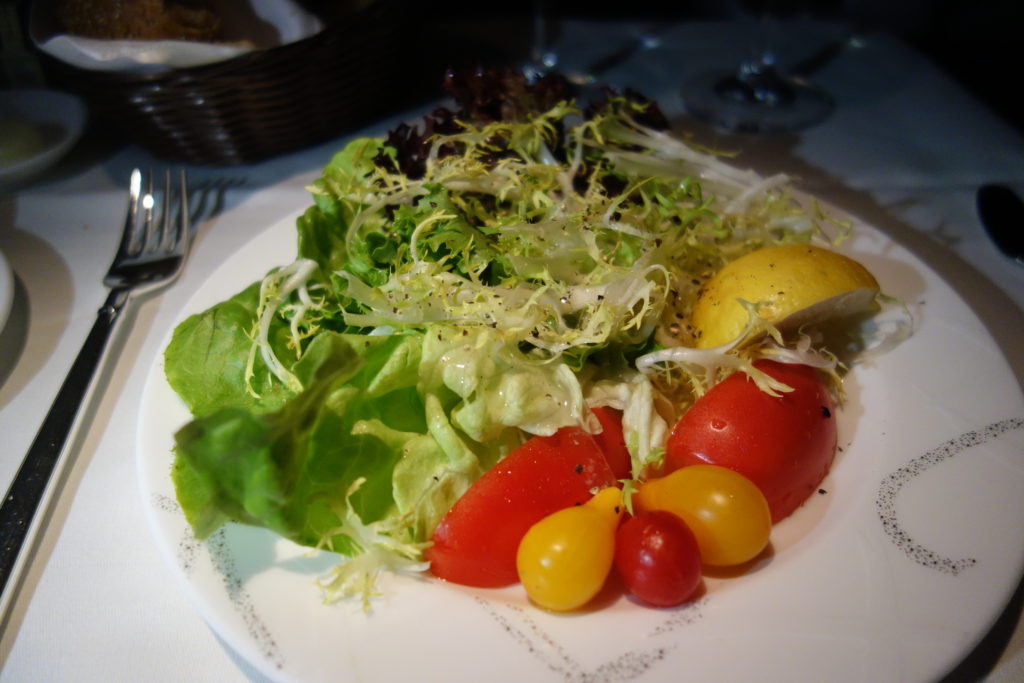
[
  {"x1": 104, "y1": 168, "x2": 190, "y2": 292},
  {"x1": 121, "y1": 168, "x2": 189, "y2": 260}
]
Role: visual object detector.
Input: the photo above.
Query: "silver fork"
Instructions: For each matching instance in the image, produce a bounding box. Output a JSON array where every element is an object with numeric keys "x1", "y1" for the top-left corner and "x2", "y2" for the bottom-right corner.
[{"x1": 0, "y1": 169, "x2": 191, "y2": 628}]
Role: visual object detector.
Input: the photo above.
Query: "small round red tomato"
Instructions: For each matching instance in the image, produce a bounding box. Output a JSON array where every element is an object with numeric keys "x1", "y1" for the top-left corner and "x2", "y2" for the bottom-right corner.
[
  {"x1": 665, "y1": 360, "x2": 837, "y2": 522},
  {"x1": 614, "y1": 510, "x2": 701, "y2": 607}
]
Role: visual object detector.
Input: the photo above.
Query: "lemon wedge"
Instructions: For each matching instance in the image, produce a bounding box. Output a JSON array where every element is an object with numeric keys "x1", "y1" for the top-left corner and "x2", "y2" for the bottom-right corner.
[{"x1": 690, "y1": 244, "x2": 880, "y2": 348}]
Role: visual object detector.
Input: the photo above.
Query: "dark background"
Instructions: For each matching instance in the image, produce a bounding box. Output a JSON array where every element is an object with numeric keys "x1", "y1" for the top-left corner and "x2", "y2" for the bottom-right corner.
[
  {"x1": 2, "y1": 0, "x2": 1021, "y2": 146},
  {"x1": 427, "y1": 0, "x2": 1024, "y2": 134}
]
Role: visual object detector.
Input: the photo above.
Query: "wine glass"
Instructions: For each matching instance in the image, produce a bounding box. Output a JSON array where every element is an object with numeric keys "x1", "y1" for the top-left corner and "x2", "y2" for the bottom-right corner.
[
  {"x1": 522, "y1": 0, "x2": 559, "y2": 83},
  {"x1": 681, "y1": 0, "x2": 836, "y2": 134}
]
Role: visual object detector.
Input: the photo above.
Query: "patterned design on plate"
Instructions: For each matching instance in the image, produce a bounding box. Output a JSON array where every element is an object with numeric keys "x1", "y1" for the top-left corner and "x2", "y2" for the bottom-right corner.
[
  {"x1": 205, "y1": 529, "x2": 285, "y2": 671},
  {"x1": 876, "y1": 417, "x2": 1024, "y2": 575},
  {"x1": 646, "y1": 598, "x2": 707, "y2": 636},
  {"x1": 152, "y1": 492, "x2": 285, "y2": 671},
  {"x1": 475, "y1": 596, "x2": 706, "y2": 682}
]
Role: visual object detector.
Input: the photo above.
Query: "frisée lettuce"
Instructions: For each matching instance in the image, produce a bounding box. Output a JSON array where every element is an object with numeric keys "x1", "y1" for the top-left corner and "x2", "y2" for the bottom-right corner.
[{"x1": 164, "y1": 76, "x2": 844, "y2": 604}]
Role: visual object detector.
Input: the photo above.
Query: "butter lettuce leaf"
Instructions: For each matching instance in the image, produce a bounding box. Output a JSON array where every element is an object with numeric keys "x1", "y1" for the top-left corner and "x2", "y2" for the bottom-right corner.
[
  {"x1": 164, "y1": 281, "x2": 292, "y2": 416},
  {"x1": 171, "y1": 333, "x2": 438, "y2": 552}
]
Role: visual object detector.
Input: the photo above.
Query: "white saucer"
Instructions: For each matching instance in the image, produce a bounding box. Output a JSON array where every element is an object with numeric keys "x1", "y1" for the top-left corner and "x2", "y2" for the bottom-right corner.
[{"x1": 0, "y1": 248, "x2": 12, "y2": 333}]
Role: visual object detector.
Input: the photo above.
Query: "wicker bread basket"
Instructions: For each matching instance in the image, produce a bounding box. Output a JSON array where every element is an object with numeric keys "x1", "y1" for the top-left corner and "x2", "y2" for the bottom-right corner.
[{"x1": 33, "y1": 1, "x2": 437, "y2": 165}]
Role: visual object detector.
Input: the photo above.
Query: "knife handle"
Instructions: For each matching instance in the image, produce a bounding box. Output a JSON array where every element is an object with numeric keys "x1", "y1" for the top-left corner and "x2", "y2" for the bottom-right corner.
[{"x1": 0, "y1": 288, "x2": 127, "y2": 631}]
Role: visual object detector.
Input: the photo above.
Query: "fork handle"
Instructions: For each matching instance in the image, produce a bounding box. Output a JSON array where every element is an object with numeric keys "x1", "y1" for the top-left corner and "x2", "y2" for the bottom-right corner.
[{"x1": 0, "y1": 287, "x2": 129, "y2": 627}]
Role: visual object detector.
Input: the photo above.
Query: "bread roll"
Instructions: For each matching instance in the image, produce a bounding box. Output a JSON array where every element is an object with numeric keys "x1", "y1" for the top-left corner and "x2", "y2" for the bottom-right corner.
[{"x1": 56, "y1": 0, "x2": 222, "y2": 41}]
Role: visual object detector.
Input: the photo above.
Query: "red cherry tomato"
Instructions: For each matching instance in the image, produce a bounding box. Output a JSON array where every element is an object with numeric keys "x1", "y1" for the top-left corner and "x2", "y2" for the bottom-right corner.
[
  {"x1": 614, "y1": 510, "x2": 702, "y2": 607},
  {"x1": 590, "y1": 407, "x2": 632, "y2": 480},
  {"x1": 426, "y1": 427, "x2": 617, "y2": 587},
  {"x1": 665, "y1": 360, "x2": 837, "y2": 522}
]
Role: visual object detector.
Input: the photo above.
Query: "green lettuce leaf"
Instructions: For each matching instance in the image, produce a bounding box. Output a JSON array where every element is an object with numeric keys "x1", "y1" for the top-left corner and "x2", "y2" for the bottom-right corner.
[
  {"x1": 172, "y1": 333, "x2": 423, "y2": 548},
  {"x1": 164, "y1": 281, "x2": 293, "y2": 416},
  {"x1": 299, "y1": 137, "x2": 388, "y2": 277}
]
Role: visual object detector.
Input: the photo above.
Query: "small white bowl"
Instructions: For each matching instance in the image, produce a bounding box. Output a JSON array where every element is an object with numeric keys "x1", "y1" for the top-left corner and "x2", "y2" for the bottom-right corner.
[
  {"x1": 0, "y1": 248, "x2": 13, "y2": 334},
  {"x1": 0, "y1": 88, "x2": 87, "y2": 188}
]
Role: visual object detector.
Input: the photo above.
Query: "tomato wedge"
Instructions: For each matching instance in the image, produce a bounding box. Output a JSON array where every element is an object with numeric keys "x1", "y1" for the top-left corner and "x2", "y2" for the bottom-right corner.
[
  {"x1": 590, "y1": 407, "x2": 632, "y2": 480},
  {"x1": 426, "y1": 427, "x2": 617, "y2": 587},
  {"x1": 665, "y1": 360, "x2": 837, "y2": 522}
]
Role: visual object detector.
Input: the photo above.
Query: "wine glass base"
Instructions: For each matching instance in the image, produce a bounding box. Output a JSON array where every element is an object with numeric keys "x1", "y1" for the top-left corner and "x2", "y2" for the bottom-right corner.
[{"x1": 681, "y1": 70, "x2": 835, "y2": 134}]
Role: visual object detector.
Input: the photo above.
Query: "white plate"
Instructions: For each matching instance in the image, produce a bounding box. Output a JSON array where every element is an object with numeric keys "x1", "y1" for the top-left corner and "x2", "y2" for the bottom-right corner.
[
  {"x1": 138, "y1": 210, "x2": 1024, "y2": 683},
  {"x1": 0, "y1": 248, "x2": 13, "y2": 333}
]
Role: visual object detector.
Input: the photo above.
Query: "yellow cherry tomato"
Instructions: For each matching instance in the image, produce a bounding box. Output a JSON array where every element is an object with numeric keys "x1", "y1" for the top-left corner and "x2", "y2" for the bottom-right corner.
[
  {"x1": 636, "y1": 465, "x2": 771, "y2": 567},
  {"x1": 515, "y1": 487, "x2": 623, "y2": 611}
]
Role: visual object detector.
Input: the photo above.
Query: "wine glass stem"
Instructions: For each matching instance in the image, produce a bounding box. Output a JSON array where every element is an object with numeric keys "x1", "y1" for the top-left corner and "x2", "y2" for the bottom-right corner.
[
  {"x1": 744, "y1": 6, "x2": 781, "y2": 79},
  {"x1": 722, "y1": 9, "x2": 795, "y2": 105},
  {"x1": 531, "y1": 0, "x2": 557, "y2": 70}
]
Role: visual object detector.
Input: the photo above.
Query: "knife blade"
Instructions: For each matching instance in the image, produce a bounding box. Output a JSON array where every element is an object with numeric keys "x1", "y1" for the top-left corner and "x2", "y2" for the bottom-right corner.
[{"x1": 976, "y1": 184, "x2": 1024, "y2": 266}]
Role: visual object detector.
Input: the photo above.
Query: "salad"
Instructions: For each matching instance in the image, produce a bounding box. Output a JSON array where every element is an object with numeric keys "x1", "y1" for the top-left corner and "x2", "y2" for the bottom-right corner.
[{"x1": 164, "y1": 69, "x2": 887, "y2": 611}]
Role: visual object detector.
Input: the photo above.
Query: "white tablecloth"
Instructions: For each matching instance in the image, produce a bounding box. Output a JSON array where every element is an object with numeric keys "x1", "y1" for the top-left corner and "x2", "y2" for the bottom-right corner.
[{"x1": 1, "y1": 20, "x2": 1022, "y2": 682}]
